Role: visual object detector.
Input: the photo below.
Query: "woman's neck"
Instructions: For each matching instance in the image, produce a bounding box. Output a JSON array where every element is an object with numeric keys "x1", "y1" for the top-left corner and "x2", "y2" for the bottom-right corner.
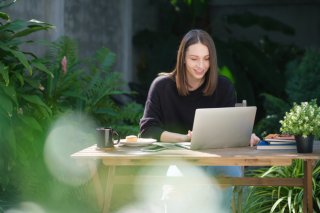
[{"x1": 188, "y1": 77, "x2": 204, "y2": 91}]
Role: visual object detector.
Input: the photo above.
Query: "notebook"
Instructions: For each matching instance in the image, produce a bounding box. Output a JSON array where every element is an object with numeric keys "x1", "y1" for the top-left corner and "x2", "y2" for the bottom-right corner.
[{"x1": 176, "y1": 106, "x2": 257, "y2": 150}]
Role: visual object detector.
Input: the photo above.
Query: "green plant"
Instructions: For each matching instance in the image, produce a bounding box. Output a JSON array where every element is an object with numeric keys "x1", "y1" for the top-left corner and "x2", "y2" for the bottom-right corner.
[
  {"x1": 254, "y1": 94, "x2": 291, "y2": 137},
  {"x1": 279, "y1": 99, "x2": 320, "y2": 137},
  {"x1": 0, "y1": 3, "x2": 54, "y2": 203},
  {"x1": 0, "y1": 4, "x2": 140, "y2": 211},
  {"x1": 244, "y1": 160, "x2": 320, "y2": 212},
  {"x1": 42, "y1": 36, "x2": 82, "y2": 113},
  {"x1": 42, "y1": 36, "x2": 143, "y2": 136},
  {"x1": 82, "y1": 47, "x2": 143, "y2": 136},
  {"x1": 255, "y1": 49, "x2": 320, "y2": 136},
  {"x1": 243, "y1": 49, "x2": 320, "y2": 212},
  {"x1": 286, "y1": 49, "x2": 320, "y2": 103}
]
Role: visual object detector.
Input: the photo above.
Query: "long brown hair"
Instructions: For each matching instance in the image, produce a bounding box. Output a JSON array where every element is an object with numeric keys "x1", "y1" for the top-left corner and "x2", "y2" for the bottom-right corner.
[{"x1": 169, "y1": 29, "x2": 218, "y2": 96}]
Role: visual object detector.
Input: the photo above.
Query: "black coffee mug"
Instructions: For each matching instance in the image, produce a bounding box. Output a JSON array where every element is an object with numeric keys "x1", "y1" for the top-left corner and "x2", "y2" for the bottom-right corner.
[{"x1": 96, "y1": 127, "x2": 120, "y2": 149}]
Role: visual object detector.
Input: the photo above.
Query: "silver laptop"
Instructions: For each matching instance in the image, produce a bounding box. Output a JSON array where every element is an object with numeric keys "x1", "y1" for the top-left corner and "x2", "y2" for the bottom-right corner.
[{"x1": 177, "y1": 106, "x2": 257, "y2": 150}]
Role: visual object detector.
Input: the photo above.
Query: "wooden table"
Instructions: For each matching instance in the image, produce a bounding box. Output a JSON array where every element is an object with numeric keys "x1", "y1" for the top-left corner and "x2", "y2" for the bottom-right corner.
[{"x1": 71, "y1": 143, "x2": 320, "y2": 212}]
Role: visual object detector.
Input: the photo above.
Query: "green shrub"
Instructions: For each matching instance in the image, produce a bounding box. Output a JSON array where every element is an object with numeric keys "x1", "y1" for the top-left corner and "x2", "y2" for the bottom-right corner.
[
  {"x1": 0, "y1": 5, "x2": 54, "y2": 202},
  {"x1": 256, "y1": 49, "x2": 320, "y2": 137},
  {"x1": 286, "y1": 49, "x2": 320, "y2": 103},
  {"x1": 244, "y1": 160, "x2": 320, "y2": 212},
  {"x1": 1, "y1": 3, "x2": 142, "y2": 211},
  {"x1": 42, "y1": 36, "x2": 143, "y2": 136}
]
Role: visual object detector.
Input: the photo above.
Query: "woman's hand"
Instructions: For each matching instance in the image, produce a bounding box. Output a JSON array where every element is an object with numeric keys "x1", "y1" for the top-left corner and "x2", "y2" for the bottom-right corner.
[
  {"x1": 186, "y1": 130, "x2": 192, "y2": 141},
  {"x1": 250, "y1": 133, "x2": 260, "y2": 147}
]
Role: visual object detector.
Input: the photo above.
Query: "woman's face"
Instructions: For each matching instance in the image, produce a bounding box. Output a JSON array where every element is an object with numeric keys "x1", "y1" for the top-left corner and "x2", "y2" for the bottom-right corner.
[{"x1": 185, "y1": 42, "x2": 210, "y2": 83}]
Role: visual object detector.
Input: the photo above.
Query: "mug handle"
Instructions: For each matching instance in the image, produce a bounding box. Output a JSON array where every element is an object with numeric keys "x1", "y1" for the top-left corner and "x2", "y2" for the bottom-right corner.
[{"x1": 113, "y1": 131, "x2": 120, "y2": 144}]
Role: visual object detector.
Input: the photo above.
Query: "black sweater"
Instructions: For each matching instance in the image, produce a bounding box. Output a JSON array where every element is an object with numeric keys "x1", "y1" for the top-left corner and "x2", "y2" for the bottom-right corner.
[{"x1": 139, "y1": 75, "x2": 236, "y2": 141}]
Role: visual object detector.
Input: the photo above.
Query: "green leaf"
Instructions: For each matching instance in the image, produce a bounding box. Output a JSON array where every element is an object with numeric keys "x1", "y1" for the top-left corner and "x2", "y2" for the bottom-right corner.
[
  {"x1": 316, "y1": 197, "x2": 320, "y2": 210},
  {"x1": 21, "y1": 95, "x2": 52, "y2": 117},
  {"x1": 0, "y1": 38, "x2": 22, "y2": 47},
  {"x1": 24, "y1": 78, "x2": 40, "y2": 89},
  {"x1": 0, "y1": 93, "x2": 13, "y2": 115},
  {"x1": 18, "y1": 115, "x2": 43, "y2": 132},
  {"x1": 11, "y1": 50, "x2": 33, "y2": 75},
  {"x1": 0, "y1": 12, "x2": 9, "y2": 21},
  {"x1": 219, "y1": 66, "x2": 235, "y2": 83},
  {"x1": 13, "y1": 25, "x2": 53, "y2": 38},
  {"x1": 0, "y1": 46, "x2": 32, "y2": 75},
  {"x1": 2, "y1": 125, "x2": 16, "y2": 159},
  {"x1": 32, "y1": 59, "x2": 54, "y2": 78},
  {"x1": 1, "y1": 85, "x2": 17, "y2": 105},
  {"x1": 95, "y1": 48, "x2": 116, "y2": 71},
  {"x1": 14, "y1": 72, "x2": 24, "y2": 86},
  {"x1": 21, "y1": 95, "x2": 48, "y2": 108},
  {"x1": 271, "y1": 196, "x2": 285, "y2": 212},
  {"x1": 287, "y1": 189, "x2": 292, "y2": 212},
  {"x1": 0, "y1": 62, "x2": 9, "y2": 86},
  {"x1": 0, "y1": 19, "x2": 27, "y2": 31}
]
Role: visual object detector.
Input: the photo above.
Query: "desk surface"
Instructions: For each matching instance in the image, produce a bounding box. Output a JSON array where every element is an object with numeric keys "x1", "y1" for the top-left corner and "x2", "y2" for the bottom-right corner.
[{"x1": 72, "y1": 143, "x2": 320, "y2": 167}]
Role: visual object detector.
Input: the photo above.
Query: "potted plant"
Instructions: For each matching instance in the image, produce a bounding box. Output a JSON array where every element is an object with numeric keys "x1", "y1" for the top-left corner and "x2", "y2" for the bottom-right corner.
[{"x1": 279, "y1": 99, "x2": 320, "y2": 153}]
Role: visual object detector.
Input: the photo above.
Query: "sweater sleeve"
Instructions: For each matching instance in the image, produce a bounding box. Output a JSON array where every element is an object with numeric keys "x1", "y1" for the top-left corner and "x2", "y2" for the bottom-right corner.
[{"x1": 139, "y1": 77, "x2": 165, "y2": 141}]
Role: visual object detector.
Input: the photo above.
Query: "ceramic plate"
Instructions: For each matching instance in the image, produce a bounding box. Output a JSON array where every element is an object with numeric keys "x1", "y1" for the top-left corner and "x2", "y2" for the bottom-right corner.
[{"x1": 119, "y1": 138, "x2": 157, "y2": 147}]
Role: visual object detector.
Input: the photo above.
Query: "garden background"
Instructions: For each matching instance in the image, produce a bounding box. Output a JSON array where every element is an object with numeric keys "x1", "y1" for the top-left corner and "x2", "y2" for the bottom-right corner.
[{"x1": 1, "y1": 0, "x2": 320, "y2": 212}]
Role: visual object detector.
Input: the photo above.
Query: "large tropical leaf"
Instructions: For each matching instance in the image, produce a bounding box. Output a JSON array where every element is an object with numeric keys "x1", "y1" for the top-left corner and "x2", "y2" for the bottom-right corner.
[
  {"x1": 13, "y1": 24, "x2": 53, "y2": 38},
  {"x1": 0, "y1": 93, "x2": 13, "y2": 115},
  {"x1": 0, "y1": 62, "x2": 9, "y2": 86},
  {"x1": 0, "y1": 19, "x2": 27, "y2": 32},
  {"x1": 21, "y1": 95, "x2": 52, "y2": 116},
  {"x1": 31, "y1": 59, "x2": 54, "y2": 78},
  {"x1": 0, "y1": 45, "x2": 32, "y2": 75},
  {"x1": 0, "y1": 12, "x2": 9, "y2": 21},
  {"x1": 0, "y1": 85, "x2": 17, "y2": 105},
  {"x1": 18, "y1": 115, "x2": 43, "y2": 132}
]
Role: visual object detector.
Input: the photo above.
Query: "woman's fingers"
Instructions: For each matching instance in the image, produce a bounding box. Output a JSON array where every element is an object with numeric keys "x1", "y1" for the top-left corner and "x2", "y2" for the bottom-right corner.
[{"x1": 250, "y1": 133, "x2": 260, "y2": 147}]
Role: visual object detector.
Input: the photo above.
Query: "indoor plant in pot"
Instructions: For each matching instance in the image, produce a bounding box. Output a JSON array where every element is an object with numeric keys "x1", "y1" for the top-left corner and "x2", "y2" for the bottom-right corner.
[{"x1": 280, "y1": 99, "x2": 320, "y2": 153}]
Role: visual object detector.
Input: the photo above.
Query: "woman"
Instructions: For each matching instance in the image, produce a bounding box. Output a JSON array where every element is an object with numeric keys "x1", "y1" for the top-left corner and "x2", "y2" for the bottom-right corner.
[
  {"x1": 139, "y1": 29, "x2": 259, "y2": 211},
  {"x1": 140, "y1": 29, "x2": 259, "y2": 145}
]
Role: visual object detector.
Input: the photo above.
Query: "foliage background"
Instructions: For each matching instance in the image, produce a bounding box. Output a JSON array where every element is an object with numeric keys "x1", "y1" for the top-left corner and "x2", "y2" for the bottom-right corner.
[
  {"x1": 0, "y1": 2, "x2": 142, "y2": 212},
  {"x1": 131, "y1": 2, "x2": 320, "y2": 212}
]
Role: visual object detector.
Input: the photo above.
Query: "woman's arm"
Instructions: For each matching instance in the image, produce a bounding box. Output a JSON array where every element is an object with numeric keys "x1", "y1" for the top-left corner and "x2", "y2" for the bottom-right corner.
[
  {"x1": 160, "y1": 130, "x2": 191, "y2": 143},
  {"x1": 140, "y1": 77, "x2": 166, "y2": 140}
]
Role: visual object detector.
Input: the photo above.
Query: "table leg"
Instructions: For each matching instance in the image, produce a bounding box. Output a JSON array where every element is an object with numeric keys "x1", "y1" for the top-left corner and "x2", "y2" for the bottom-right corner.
[
  {"x1": 303, "y1": 160, "x2": 313, "y2": 213},
  {"x1": 88, "y1": 163, "x2": 104, "y2": 208},
  {"x1": 102, "y1": 166, "x2": 116, "y2": 213}
]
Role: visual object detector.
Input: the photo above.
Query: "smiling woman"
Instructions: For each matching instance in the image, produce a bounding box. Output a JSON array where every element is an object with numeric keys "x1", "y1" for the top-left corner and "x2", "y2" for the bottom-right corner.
[
  {"x1": 139, "y1": 29, "x2": 233, "y2": 142},
  {"x1": 139, "y1": 29, "x2": 245, "y2": 211}
]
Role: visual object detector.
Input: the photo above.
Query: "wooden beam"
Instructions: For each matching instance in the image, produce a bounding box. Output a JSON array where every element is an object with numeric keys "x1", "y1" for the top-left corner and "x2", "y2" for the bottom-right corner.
[{"x1": 111, "y1": 175, "x2": 304, "y2": 187}]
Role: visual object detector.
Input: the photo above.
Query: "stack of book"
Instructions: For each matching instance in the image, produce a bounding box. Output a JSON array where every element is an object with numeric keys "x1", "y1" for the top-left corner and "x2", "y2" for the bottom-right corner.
[{"x1": 257, "y1": 134, "x2": 296, "y2": 150}]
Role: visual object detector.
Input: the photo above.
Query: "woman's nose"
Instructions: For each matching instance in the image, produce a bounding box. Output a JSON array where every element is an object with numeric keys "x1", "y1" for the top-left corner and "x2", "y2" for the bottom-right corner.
[{"x1": 197, "y1": 60, "x2": 204, "y2": 68}]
